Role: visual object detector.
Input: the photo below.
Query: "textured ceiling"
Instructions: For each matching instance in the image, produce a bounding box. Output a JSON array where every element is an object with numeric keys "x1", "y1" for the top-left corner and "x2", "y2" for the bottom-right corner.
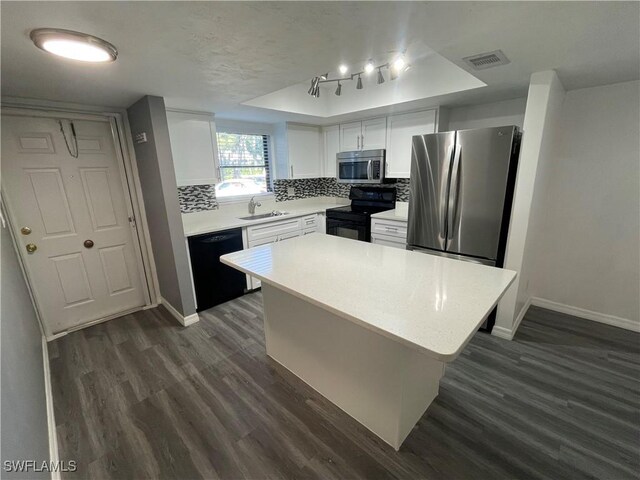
[{"x1": 1, "y1": 1, "x2": 638, "y2": 124}]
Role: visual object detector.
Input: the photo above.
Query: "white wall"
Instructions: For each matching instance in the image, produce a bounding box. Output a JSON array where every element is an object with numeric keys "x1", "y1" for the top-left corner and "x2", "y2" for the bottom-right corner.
[
  {"x1": 494, "y1": 71, "x2": 566, "y2": 339},
  {"x1": 446, "y1": 97, "x2": 527, "y2": 131},
  {"x1": 1, "y1": 209, "x2": 51, "y2": 477},
  {"x1": 529, "y1": 80, "x2": 640, "y2": 327}
]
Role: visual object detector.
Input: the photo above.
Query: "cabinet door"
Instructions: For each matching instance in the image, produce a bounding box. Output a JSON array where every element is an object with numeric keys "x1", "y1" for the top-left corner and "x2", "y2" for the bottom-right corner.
[
  {"x1": 340, "y1": 122, "x2": 362, "y2": 151},
  {"x1": 361, "y1": 117, "x2": 387, "y2": 150},
  {"x1": 287, "y1": 124, "x2": 322, "y2": 178},
  {"x1": 385, "y1": 110, "x2": 436, "y2": 178},
  {"x1": 167, "y1": 111, "x2": 219, "y2": 186},
  {"x1": 371, "y1": 234, "x2": 407, "y2": 249},
  {"x1": 247, "y1": 234, "x2": 279, "y2": 290},
  {"x1": 323, "y1": 125, "x2": 340, "y2": 177}
]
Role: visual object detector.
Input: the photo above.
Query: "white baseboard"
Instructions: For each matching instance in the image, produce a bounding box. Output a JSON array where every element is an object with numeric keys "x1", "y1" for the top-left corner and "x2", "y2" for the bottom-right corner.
[
  {"x1": 491, "y1": 297, "x2": 532, "y2": 341},
  {"x1": 491, "y1": 325, "x2": 514, "y2": 340},
  {"x1": 42, "y1": 337, "x2": 61, "y2": 480},
  {"x1": 160, "y1": 297, "x2": 199, "y2": 326},
  {"x1": 531, "y1": 297, "x2": 640, "y2": 333}
]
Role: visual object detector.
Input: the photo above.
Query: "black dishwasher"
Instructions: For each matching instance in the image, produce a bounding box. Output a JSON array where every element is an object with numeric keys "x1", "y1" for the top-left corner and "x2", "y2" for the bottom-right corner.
[{"x1": 188, "y1": 228, "x2": 246, "y2": 312}]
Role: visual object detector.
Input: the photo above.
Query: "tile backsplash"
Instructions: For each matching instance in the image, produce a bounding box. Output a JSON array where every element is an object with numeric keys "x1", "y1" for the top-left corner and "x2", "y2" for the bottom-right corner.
[
  {"x1": 273, "y1": 178, "x2": 410, "y2": 202},
  {"x1": 178, "y1": 178, "x2": 410, "y2": 213},
  {"x1": 177, "y1": 184, "x2": 219, "y2": 213}
]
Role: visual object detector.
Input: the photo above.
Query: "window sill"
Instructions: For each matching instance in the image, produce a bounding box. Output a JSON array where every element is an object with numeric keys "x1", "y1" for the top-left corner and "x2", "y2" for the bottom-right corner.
[{"x1": 215, "y1": 192, "x2": 275, "y2": 205}]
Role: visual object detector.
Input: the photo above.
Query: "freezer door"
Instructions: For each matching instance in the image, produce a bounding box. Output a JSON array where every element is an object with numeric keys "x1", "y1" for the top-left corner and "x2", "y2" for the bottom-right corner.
[
  {"x1": 446, "y1": 126, "x2": 517, "y2": 260},
  {"x1": 407, "y1": 132, "x2": 455, "y2": 251}
]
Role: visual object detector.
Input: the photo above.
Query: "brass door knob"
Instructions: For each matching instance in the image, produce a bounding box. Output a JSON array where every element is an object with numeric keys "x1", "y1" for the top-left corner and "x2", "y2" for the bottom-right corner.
[
  {"x1": 21, "y1": 226, "x2": 32, "y2": 235},
  {"x1": 26, "y1": 243, "x2": 37, "y2": 254},
  {"x1": 84, "y1": 239, "x2": 94, "y2": 249}
]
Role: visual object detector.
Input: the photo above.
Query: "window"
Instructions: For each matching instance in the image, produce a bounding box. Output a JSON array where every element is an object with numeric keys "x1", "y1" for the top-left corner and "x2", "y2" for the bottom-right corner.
[{"x1": 215, "y1": 132, "x2": 272, "y2": 199}]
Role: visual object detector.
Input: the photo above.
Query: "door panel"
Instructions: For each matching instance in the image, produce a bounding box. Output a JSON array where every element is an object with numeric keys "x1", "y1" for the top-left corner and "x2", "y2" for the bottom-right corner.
[
  {"x1": 2, "y1": 114, "x2": 146, "y2": 334},
  {"x1": 339, "y1": 122, "x2": 361, "y2": 151},
  {"x1": 446, "y1": 126, "x2": 516, "y2": 260},
  {"x1": 407, "y1": 132, "x2": 455, "y2": 251},
  {"x1": 361, "y1": 118, "x2": 386, "y2": 150}
]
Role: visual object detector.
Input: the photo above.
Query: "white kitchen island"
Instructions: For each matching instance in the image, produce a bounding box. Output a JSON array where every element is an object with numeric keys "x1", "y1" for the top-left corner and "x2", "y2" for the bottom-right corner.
[{"x1": 221, "y1": 234, "x2": 516, "y2": 450}]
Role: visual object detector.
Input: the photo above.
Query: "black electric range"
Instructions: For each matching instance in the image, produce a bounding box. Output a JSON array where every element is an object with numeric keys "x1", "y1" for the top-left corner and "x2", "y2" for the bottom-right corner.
[{"x1": 326, "y1": 186, "x2": 396, "y2": 242}]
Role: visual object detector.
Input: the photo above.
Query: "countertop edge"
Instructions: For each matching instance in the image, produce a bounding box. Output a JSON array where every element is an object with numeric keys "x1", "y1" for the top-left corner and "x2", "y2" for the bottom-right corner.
[{"x1": 183, "y1": 205, "x2": 343, "y2": 237}]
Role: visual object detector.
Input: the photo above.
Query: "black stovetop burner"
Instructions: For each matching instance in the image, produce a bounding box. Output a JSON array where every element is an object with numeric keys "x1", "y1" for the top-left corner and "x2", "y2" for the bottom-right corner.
[{"x1": 325, "y1": 186, "x2": 396, "y2": 242}]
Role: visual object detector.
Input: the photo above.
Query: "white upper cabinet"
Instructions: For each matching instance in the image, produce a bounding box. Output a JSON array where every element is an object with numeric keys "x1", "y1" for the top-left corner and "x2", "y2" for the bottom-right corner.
[
  {"x1": 385, "y1": 109, "x2": 437, "y2": 178},
  {"x1": 339, "y1": 118, "x2": 387, "y2": 151},
  {"x1": 322, "y1": 125, "x2": 340, "y2": 177},
  {"x1": 361, "y1": 117, "x2": 387, "y2": 150},
  {"x1": 286, "y1": 124, "x2": 322, "y2": 179},
  {"x1": 166, "y1": 110, "x2": 219, "y2": 186},
  {"x1": 339, "y1": 122, "x2": 362, "y2": 151}
]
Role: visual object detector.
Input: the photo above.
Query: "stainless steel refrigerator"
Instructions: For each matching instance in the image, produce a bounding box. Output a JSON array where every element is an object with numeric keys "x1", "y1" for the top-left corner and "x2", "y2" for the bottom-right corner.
[{"x1": 407, "y1": 125, "x2": 521, "y2": 267}]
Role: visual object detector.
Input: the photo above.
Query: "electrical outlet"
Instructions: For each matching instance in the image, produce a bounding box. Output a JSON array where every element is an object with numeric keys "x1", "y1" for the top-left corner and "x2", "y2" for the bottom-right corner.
[{"x1": 287, "y1": 187, "x2": 295, "y2": 196}]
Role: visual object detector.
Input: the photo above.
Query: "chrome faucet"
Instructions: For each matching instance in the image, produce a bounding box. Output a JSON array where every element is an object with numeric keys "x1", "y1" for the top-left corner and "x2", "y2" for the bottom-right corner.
[{"x1": 248, "y1": 196, "x2": 261, "y2": 215}]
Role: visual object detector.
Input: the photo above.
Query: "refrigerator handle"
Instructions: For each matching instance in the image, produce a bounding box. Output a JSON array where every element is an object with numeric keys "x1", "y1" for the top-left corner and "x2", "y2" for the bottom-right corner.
[
  {"x1": 440, "y1": 144, "x2": 454, "y2": 238},
  {"x1": 447, "y1": 143, "x2": 462, "y2": 240}
]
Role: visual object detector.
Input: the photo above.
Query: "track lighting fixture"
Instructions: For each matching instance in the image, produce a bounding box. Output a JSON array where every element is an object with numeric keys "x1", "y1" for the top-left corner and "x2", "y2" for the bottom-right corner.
[{"x1": 307, "y1": 55, "x2": 410, "y2": 98}]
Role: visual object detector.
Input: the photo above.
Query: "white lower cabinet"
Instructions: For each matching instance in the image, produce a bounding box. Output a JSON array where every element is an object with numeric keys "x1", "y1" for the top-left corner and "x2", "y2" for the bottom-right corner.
[
  {"x1": 246, "y1": 214, "x2": 321, "y2": 289},
  {"x1": 370, "y1": 218, "x2": 407, "y2": 249}
]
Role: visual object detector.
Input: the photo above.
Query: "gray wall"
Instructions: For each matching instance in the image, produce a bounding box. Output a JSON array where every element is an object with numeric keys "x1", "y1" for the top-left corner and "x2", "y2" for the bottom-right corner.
[
  {"x1": 446, "y1": 97, "x2": 527, "y2": 131},
  {"x1": 127, "y1": 96, "x2": 196, "y2": 316},
  {"x1": 1, "y1": 213, "x2": 50, "y2": 478}
]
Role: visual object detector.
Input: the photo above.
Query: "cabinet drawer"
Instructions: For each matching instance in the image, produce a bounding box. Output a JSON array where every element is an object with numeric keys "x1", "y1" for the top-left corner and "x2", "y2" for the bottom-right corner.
[
  {"x1": 278, "y1": 231, "x2": 301, "y2": 242},
  {"x1": 371, "y1": 233, "x2": 407, "y2": 249},
  {"x1": 303, "y1": 227, "x2": 317, "y2": 236},
  {"x1": 301, "y1": 214, "x2": 318, "y2": 230},
  {"x1": 247, "y1": 217, "x2": 302, "y2": 242},
  {"x1": 248, "y1": 234, "x2": 279, "y2": 249},
  {"x1": 371, "y1": 219, "x2": 407, "y2": 239}
]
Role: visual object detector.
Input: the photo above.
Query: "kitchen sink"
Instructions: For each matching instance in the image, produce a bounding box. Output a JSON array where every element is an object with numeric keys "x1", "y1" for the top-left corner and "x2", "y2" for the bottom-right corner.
[{"x1": 238, "y1": 211, "x2": 289, "y2": 221}]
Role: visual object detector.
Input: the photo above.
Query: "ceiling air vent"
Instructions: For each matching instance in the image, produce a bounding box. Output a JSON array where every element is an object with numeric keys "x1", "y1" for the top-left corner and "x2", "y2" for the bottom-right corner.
[{"x1": 463, "y1": 50, "x2": 510, "y2": 70}]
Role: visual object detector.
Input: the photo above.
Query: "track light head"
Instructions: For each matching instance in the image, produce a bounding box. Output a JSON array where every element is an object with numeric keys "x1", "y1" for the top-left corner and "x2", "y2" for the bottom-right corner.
[
  {"x1": 356, "y1": 74, "x2": 363, "y2": 90},
  {"x1": 377, "y1": 68, "x2": 385, "y2": 85},
  {"x1": 320, "y1": 73, "x2": 329, "y2": 80},
  {"x1": 335, "y1": 82, "x2": 342, "y2": 96},
  {"x1": 364, "y1": 60, "x2": 375, "y2": 74}
]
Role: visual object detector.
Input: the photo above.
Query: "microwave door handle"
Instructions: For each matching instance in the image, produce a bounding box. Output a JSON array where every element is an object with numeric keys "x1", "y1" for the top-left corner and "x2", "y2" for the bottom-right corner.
[{"x1": 367, "y1": 159, "x2": 372, "y2": 180}]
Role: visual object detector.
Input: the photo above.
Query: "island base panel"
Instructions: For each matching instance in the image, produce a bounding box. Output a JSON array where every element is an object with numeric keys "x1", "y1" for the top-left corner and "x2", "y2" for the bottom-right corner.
[{"x1": 261, "y1": 283, "x2": 445, "y2": 450}]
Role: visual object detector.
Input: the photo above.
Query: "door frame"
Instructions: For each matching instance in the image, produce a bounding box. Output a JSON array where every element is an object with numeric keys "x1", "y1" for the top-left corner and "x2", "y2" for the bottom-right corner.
[{"x1": 1, "y1": 105, "x2": 160, "y2": 340}]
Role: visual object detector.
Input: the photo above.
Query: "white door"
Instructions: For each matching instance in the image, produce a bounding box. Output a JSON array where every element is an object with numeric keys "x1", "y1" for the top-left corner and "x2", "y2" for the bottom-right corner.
[
  {"x1": 287, "y1": 124, "x2": 322, "y2": 178},
  {"x1": 361, "y1": 117, "x2": 387, "y2": 150},
  {"x1": 2, "y1": 114, "x2": 147, "y2": 335},
  {"x1": 386, "y1": 110, "x2": 436, "y2": 178},
  {"x1": 339, "y1": 122, "x2": 362, "y2": 151},
  {"x1": 322, "y1": 125, "x2": 340, "y2": 177}
]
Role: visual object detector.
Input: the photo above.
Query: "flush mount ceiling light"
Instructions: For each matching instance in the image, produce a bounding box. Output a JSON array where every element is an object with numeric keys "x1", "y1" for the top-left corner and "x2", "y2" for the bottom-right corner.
[
  {"x1": 307, "y1": 55, "x2": 410, "y2": 98},
  {"x1": 30, "y1": 28, "x2": 118, "y2": 62}
]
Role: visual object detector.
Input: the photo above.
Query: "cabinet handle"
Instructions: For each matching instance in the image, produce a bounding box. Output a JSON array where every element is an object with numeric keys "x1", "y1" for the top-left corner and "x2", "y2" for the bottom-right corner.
[
  {"x1": 360, "y1": 135, "x2": 364, "y2": 150},
  {"x1": 385, "y1": 226, "x2": 398, "y2": 232},
  {"x1": 356, "y1": 135, "x2": 360, "y2": 150},
  {"x1": 290, "y1": 165, "x2": 294, "y2": 178}
]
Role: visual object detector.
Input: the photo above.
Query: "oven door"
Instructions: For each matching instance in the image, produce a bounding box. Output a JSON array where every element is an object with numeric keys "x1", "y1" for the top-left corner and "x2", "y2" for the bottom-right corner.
[{"x1": 326, "y1": 217, "x2": 369, "y2": 242}]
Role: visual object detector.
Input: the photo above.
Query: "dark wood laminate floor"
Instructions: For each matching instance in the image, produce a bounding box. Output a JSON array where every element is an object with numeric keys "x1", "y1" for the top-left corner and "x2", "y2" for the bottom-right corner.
[{"x1": 49, "y1": 292, "x2": 640, "y2": 480}]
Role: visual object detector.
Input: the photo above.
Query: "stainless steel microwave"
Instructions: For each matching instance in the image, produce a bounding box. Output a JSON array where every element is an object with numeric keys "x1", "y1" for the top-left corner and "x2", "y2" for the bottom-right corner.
[{"x1": 336, "y1": 149, "x2": 386, "y2": 184}]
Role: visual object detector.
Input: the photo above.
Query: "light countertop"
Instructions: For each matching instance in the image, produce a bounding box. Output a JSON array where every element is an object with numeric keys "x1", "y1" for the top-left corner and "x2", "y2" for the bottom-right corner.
[
  {"x1": 371, "y1": 202, "x2": 409, "y2": 222},
  {"x1": 221, "y1": 234, "x2": 516, "y2": 361},
  {"x1": 182, "y1": 197, "x2": 348, "y2": 236}
]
